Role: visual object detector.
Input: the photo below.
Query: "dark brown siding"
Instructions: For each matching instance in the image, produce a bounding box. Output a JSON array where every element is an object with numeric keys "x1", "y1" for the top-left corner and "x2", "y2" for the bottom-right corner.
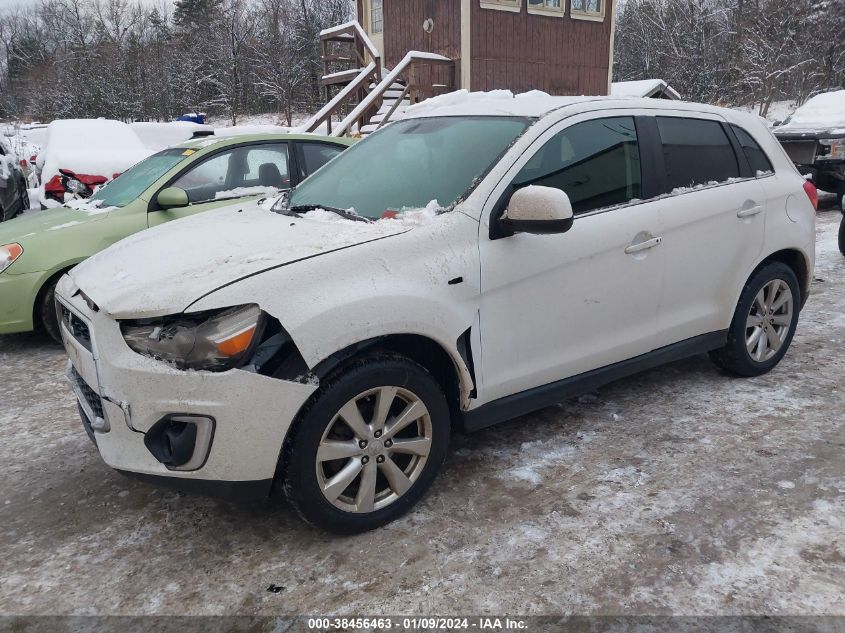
[
  {"x1": 382, "y1": 0, "x2": 462, "y2": 92},
  {"x1": 469, "y1": 1, "x2": 612, "y2": 96}
]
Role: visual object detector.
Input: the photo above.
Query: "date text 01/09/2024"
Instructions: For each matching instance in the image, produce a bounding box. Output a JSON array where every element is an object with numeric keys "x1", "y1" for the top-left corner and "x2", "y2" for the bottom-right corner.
[{"x1": 306, "y1": 617, "x2": 528, "y2": 630}]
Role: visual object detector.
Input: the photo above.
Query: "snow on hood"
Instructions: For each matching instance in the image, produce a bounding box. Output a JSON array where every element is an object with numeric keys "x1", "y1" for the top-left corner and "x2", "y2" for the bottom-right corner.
[
  {"x1": 70, "y1": 201, "x2": 422, "y2": 318},
  {"x1": 774, "y1": 90, "x2": 845, "y2": 133}
]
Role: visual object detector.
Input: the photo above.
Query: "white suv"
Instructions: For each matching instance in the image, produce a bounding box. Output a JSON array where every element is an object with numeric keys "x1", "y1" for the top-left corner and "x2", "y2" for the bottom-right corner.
[{"x1": 56, "y1": 93, "x2": 817, "y2": 533}]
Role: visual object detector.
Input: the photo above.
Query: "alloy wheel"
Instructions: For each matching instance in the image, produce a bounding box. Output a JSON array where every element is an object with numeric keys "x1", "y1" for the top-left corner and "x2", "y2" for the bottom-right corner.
[
  {"x1": 316, "y1": 386, "x2": 432, "y2": 513},
  {"x1": 745, "y1": 279, "x2": 793, "y2": 362}
]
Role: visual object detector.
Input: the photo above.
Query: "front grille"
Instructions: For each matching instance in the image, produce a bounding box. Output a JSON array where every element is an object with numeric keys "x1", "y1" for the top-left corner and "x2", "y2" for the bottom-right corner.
[
  {"x1": 780, "y1": 140, "x2": 817, "y2": 165},
  {"x1": 70, "y1": 366, "x2": 104, "y2": 420},
  {"x1": 59, "y1": 303, "x2": 92, "y2": 352}
]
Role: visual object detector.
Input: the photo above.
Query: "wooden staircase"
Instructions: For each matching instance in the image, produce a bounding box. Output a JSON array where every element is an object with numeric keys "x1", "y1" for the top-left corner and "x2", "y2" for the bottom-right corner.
[{"x1": 302, "y1": 21, "x2": 456, "y2": 137}]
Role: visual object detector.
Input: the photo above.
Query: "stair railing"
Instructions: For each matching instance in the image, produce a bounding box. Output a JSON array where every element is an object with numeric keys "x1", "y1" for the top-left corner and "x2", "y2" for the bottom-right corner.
[
  {"x1": 332, "y1": 51, "x2": 455, "y2": 137},
  {"x1": 301, "y1": 21, "x2": 382, "y2": 134}
]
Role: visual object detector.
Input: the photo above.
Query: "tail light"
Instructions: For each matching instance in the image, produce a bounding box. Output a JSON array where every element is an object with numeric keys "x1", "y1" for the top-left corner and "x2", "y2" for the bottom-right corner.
[
  {"x1": 19, "y1": 159, "x2": 27, "y2": 169},
  {"x1": 802, "y1": 180, "x2": 818, "y2": 211}
]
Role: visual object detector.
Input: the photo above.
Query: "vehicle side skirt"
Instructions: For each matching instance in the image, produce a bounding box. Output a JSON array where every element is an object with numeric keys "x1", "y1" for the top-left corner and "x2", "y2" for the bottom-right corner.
[{"x1": 460, "y1": 330, "x2": 728, "y2": 433}]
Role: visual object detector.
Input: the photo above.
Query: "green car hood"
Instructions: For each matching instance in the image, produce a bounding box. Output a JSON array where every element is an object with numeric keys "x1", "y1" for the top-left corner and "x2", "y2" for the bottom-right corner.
[{"x1": 0, "y1": 206, "x2": 112, "y2": 274}]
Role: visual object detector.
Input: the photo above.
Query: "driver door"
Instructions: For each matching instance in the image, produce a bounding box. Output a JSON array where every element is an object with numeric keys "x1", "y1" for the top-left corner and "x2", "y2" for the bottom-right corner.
[
  {"x1": 477, "y1": 113, "x2": 666, "y2": 403},
  {"x1": 148, "y1": 142, "x2": 291, "y2": 227}
]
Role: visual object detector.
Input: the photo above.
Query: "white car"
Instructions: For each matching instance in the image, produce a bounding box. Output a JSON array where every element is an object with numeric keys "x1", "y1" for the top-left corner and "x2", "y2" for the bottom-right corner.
[{"x1": 56, "y1": 92, "x2": 816, "y2": 533}]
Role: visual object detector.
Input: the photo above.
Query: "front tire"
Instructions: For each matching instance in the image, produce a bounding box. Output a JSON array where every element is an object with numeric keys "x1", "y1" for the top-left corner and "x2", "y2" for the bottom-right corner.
[
  {"x1": 839, "y1": 213, "x2": 845, "y2": 257},
  {"x1": 38, "y1": 278, "x2": 62, "y2": 344},
  {"x1": 709, "y1": 262, "x2": 800, "y2": 377},
  {"x1": 280, "y1": 355, "x2": 450, "y2": 534}
]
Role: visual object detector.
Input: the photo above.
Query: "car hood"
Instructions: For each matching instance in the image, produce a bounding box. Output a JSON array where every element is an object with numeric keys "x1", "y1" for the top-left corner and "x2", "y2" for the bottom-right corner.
[
  {"x1": 70, "y1": 202, "x2": 412, "y2": 318},
  {"x1": 0, "y1": 205, "x2": 109, "y2": 247}
]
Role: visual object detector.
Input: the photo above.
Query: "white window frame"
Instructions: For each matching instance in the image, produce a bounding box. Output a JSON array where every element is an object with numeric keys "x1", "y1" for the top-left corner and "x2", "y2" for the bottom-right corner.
[
  {"x1": 570, "y1": 0, "x2": 605, "y2": 21},
  {"x1": 527, "y1": 0, "x2": 565, "y2": 17},
  {"x1": 480, "y1": 0, "x2": 522, "y2": 13},
  {"x1": 370, "y1": 0, "x2": 384, "y2": 34}
]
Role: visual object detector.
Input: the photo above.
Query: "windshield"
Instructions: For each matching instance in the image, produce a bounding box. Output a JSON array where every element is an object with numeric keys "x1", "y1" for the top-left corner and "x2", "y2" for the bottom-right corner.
[
  {"x1": 89, "y1": 148, "x2": 188, "y2": 208},
  {"x1": 287, "y1": 116, "x2": 530, "y2": 220}
]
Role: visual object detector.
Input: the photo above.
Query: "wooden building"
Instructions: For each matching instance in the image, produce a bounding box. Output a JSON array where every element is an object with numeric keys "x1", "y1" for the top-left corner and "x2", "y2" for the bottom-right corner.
[{"x1": 356, "y1": 0, "x2": 616, "y2": 97}]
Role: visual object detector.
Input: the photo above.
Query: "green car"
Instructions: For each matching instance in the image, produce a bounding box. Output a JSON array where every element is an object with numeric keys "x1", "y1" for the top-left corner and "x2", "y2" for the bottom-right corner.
[{"x1": 0, "y1": 133, "x2": 353, "y2": 341}]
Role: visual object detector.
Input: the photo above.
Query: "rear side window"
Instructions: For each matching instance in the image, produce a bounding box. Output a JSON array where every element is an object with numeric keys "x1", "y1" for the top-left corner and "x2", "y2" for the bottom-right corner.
[
  {"x1": 514, "y1": 116, "x2": 642, "y2": 215},
  {"x1": 657, "y1": 117, "x2": 739, "y2": 191},
  {"x1": 300, "y1": 142, "x2": 344, "y2": 176},
  {"x1": 731, "y1": 125, "x2": 774, "y2": 175}
]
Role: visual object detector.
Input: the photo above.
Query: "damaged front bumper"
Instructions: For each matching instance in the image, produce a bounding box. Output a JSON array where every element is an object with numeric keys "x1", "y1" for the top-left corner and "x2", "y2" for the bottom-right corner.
[{"x1": 55, "y1": 274, "x2": 319, "y2": 499}]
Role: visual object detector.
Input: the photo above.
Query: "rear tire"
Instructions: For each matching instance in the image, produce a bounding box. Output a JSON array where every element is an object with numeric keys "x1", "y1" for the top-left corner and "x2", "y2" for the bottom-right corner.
[
  {"x1": 709, "y1": 262, "x2": 800, "y2": 377},
  {"x1": 280, "y1": 354, "x2": 450, "y2": 534},
  {"x1": 839, "y1": 213, "x2": 845, "y2": 257},
  {"x1": 38, "y1": 278, "x2": 62, "y2": 344}
]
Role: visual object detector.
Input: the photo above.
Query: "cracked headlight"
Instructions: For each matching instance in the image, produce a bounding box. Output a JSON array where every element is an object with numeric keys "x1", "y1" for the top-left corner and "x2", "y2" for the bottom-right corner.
[{"x1": 120, "y1": 304, "x2": 264, "y2": 371}]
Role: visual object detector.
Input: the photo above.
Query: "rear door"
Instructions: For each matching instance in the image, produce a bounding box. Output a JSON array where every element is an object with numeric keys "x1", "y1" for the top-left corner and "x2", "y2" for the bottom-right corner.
[{"x1": 645, "y1": 113, "x2": 767, "y2": 348}]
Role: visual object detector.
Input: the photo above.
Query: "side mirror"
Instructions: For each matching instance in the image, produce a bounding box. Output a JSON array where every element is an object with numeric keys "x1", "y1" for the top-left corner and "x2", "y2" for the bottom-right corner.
[
  {"x1": 156, "y1": 187, "x2": 189, "y2": 210},
  {"x1": 500, "y1": 185, "x2": 574, "y2": 235}
]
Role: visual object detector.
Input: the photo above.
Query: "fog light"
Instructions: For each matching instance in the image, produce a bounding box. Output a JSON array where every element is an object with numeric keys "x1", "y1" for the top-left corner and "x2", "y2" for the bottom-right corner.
[{"x1": 144, "y1": 415, "x2": 215, "y2": 471}]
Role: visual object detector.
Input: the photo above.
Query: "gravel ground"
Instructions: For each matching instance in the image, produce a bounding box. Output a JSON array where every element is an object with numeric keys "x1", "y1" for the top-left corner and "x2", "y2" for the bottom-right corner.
[{"x1": 0, "y1": 210, "x2": 842, "y2": 618}]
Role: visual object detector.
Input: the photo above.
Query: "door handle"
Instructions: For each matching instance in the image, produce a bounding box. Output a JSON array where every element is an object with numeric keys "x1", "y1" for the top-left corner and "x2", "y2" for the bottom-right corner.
[
  {"x1": 737, "y1": 204, "x2": 763, "y2": 218},
  {"x1": 625, "y1": 236, "x2": 662, "y2": 255}
]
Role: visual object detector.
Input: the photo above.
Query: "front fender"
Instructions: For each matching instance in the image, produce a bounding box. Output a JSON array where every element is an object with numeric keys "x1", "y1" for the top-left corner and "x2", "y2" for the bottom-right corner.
[{"x1": 189, "y1": 211, "x2": 482, "y2": 403}]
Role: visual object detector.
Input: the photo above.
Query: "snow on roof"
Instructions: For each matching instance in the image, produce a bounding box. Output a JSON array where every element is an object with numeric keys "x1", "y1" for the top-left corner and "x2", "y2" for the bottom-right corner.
[
  {"x1": 778, "y1": 90, "x2": 845, "y2": 129},
  {"x1": 611, "y1": 79, "x2": 681, "y2": 100},
  {"x1": 38, "y1": 119, "x2": 152, "y2": 183},
  {"x1": 130, "y1": 121, "x2": 212, "y2": 151},
  {"x1": 213, "y1": 124, "x2": 293, "y2": 137},
  {"x1": 403, "y1": 89, "x2": 605, "y2": 119}
]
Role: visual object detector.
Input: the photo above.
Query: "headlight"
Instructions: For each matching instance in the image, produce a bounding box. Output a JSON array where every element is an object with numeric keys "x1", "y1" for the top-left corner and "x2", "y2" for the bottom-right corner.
[
  {"x1": 121, "y1": 304, "x2": 264, "y2": 371},
  {"x1": 819, "y1": 139, "x2": 845, "y2": 160},
  {"x1": 0, "y1": 243, "x2": 23, "y2": 274}
]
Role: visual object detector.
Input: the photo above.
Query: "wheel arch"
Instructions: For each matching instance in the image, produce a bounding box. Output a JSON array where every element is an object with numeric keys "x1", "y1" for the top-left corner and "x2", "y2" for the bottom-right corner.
[
  {"x1": 310, "y1": 332, "x2": 475, "y2": 425},
  {"x1": 758, "y1": 248, "x2": 810, "y2": 308},
  {"x1": 32, "y1": 265, "x2": 78, "y2": 326}
]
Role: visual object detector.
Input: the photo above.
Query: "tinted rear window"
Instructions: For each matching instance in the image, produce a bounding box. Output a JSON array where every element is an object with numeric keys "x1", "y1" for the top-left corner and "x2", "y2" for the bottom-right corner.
[
  {"x1": 657, "y1": 117, "x2": 739, "y2": 191},
  {"x1": 731, "y1": 125, "x2": 774, "y2": 175}
]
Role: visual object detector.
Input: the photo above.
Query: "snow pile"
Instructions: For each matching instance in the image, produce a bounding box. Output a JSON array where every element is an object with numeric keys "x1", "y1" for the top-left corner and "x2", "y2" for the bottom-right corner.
[
  {"x1": 298, "y1": 199, "x2": 442, "y2": 227},
  {"x1": 130, "y1": 121, "x2": 211, "y2": 151},
  {"x1": 611, "y1": 79, "x2": 681, "y2": 100},
  {"x1": 776, "y1": 90, "x2": 845, "y2": 131},
  {"x1": 404, "y1": 89, "x2": 595, "y2": 119},
  {"x1": 64, "y1": 197, "x2": 115, "y2": 215},
  {"x1": 214, "y1": 186, "x2": 281, "y2": 201},
  {"x1": 38, "y1": 119, "x2": 152, "y2": 186}
]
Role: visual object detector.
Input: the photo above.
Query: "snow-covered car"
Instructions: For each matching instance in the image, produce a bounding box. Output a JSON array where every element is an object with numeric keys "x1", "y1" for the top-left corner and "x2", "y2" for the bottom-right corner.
[
  {"x1": 37, "y1": 119, "x2": 152, "y2": 208},
  {"x1": 0, "y1": 136, "x2": 29, "y2": 221},
  {"x1": 57, "y1": 92, "x2": 816, "y2": 533},
  {"x1": 773, "y1": 90, "x2": 845, "y2": 208}
]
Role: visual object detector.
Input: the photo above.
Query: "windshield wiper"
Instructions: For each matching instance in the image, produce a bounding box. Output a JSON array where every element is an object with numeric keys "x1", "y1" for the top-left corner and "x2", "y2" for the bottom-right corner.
[{"x1": 279, "y1": 204, "x2": 372, "y2": 223}]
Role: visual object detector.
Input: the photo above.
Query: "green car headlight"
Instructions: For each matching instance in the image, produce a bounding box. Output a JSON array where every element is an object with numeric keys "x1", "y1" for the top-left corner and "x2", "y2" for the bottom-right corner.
[
  {"x1": 120, "y1": 304, "x2": 264, "y2": 371},
  {"x1": 0, "y1": 243, "x2": 23, "y2": 274}
]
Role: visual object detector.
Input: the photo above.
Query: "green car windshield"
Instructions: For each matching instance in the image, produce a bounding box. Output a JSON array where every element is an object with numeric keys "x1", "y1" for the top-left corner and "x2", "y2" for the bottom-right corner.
[
  {"x1": 287, "y1": 116, "x2": 530, "y2": 220},
  {"x1": 89, "y1": 148, "x2": 189, "y2": 208}
]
